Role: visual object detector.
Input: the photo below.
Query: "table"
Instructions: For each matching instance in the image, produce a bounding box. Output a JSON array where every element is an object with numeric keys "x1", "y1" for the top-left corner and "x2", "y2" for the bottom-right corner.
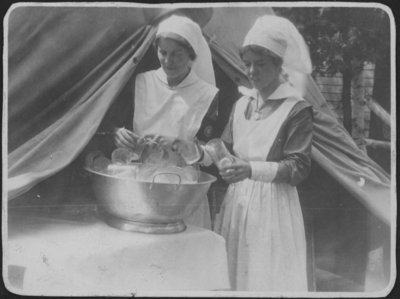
[{"x1": 5, "y1": 205, "x2": 231, "y2": 296}]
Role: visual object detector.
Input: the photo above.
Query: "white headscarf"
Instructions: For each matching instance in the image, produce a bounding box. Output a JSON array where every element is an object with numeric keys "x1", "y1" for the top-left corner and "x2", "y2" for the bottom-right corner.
[
  {"x1": 156, "y1": 15, "x2": 216, "y2": 85},
  {"x1": 243, "y1": 15, "x2": 312, "y2": 75}
]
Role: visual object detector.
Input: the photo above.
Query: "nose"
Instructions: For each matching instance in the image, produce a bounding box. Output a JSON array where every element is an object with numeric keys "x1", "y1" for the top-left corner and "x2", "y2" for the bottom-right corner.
[
  {"x1": 248, "y1": 64, "x2": 256, "y2": 76},
  {"x1": 164, "y1": 54, "x2": 173, "y2": 66}
]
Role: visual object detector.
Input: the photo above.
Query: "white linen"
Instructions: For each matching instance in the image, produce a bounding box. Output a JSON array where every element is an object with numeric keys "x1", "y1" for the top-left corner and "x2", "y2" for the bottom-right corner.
[
  {"x1": 215, "y1": 94, "x2": 308, "y2": 291},
  {"x1": 134, "y1": 68, "x2": 217, "y2": 140},
  {"x1": 5, "y1": 209, "x2": 230, "y2": 296}
]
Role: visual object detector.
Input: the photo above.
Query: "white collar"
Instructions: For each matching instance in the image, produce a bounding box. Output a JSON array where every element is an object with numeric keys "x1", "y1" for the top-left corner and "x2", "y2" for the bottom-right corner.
[
  {"x1": 239, "y1": 81, "x2": 302, "y2": 101},
  {"x1": 155, "y1": 68, "x2": 199, "y2": 88}
]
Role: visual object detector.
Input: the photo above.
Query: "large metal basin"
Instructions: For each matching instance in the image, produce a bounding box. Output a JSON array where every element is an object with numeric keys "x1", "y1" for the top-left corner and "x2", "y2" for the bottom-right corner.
[{"x1": 85, "y1": 166, "x2": 216, "y2": 234}]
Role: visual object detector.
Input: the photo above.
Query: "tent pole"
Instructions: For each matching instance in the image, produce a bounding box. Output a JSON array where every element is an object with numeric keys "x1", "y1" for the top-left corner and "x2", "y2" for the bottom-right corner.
[
  {"x1": 364, "y1": 138, "x2": 391, "y2": 150},
  {"x1": 364, "y1": 95, "x2": 391, "y2": 127}
]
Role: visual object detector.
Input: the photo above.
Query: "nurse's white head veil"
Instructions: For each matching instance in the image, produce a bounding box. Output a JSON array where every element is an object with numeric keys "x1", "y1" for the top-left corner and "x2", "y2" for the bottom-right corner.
[
  {"x1": 156, "y1": 15, "x2": 216, "y2": 85},
  {"x1": 242, "y1": 15, "x2": 312, "y2": 95}
]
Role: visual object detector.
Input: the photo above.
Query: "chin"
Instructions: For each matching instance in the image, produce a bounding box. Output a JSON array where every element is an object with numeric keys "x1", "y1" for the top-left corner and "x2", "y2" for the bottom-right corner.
[
  {"x1": 252, "y1": 83, "x2": 264, "y2": 90},
  {"x1": 164, "y1": 69, "x2": 178, "y2": 77}
]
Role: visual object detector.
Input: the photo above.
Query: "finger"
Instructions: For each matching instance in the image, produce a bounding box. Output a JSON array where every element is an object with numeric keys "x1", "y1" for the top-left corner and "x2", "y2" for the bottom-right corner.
[
  {"x1": 225, "y1": 163, "x2": 243, "y2": 170},
  {"x1": 115, "y1": 132, "x2": 138, "y2": 149},
  {"x1": 151, "y1": 135, "x2": 164, "y2": 144},
  {"x1": 143, "y1": 134, "x2": 156, "y2": 142},
  {"x1": 147, "y1": 135, "x2": 160, "y2": 146},
  {"x1": 221, "y1": 169, "x2": 248, "y2": 181},
  {"x1": 220, "y1": 167, "x2": 236, "y2": 176},
  {"x1": 125, "y1": 130, "x2": 141, "y2": 139},
  {"x1": 220, "y1": 164, "x2": 241, "y2": 172},
  {"x1": 116, "y1": 132, "x2": 134, "y2": 147},
  {"x1": 116, "y1": 134, "x2": 136, "y2": 149},
  {"x1": 220, "y1": 172, "x2": 237, "y2": 181},
  {"x1": 143, "y1": 135, "x2": 158, "y2": 148},
  {"x1": 120, "y1": 129, "x2": 137, "y2": 145}
]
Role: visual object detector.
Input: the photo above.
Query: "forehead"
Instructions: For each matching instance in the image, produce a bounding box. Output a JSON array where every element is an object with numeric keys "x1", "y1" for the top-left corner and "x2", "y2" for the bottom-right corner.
[
  {"x1": 157, "y1": 37, "x2": 187, "y2": 52},
  {"x1": 242, "y1": 50, "x2": 274, "y2": 62}
]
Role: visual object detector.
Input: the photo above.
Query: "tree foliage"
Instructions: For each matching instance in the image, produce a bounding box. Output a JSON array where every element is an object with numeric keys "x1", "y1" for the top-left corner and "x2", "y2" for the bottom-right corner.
[
  {"x1": 274, "y1": 7, "x2": 391, "y2": 136},
  {"x1": 273, "y1": 7, "x2": 391, "y2": 77}
]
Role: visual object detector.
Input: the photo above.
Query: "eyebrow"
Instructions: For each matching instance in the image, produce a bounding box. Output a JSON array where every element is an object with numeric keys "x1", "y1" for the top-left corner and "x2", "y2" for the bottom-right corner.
[
  {"x1": 243, "y1": 58, "x2": 267, "y2": 64},
  {"x1": 158, "y1": 47, "x2": 185, "y2": 53}
]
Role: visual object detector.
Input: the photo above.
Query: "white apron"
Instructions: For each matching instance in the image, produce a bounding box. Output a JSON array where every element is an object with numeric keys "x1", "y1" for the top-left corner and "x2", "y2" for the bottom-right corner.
[
  {"x1": 215, "y1": 96, "x2": 308, "y2": 291},
  {"x1": 134, "y1": 68, "x2": 218, "y2": 230}
]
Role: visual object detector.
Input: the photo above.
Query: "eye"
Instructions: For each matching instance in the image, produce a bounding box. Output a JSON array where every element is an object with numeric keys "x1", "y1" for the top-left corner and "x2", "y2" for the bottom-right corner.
[{"x1": 174, "y1": 51, "x2": 185, "y2": 58}]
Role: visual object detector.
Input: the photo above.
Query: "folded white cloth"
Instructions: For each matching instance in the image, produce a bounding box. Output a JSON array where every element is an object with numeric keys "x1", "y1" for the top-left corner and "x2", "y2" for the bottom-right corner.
[{"x1": 7, "y1": 211, "x2": 230, "y2": 295}]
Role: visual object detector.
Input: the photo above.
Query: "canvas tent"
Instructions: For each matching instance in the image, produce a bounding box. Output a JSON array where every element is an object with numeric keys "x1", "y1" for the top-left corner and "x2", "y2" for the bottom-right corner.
[{"x1": 5, "y1": 4, "x2": 392, "y2": 292}]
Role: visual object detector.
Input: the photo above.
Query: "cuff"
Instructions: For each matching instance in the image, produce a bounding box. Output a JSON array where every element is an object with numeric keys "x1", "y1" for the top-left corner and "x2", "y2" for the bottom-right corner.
[{"x1": 249, "y1": 161, "x2": 279, "y2": 182}]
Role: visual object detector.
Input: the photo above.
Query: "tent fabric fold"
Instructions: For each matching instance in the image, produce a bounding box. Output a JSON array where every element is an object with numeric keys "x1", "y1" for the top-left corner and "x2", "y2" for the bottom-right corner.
[
  {"x1": 8, "y1": 26, "x2": 157, "y2": 199},
  {"x1": 7, "y1": 7, "x2": 168, "y2": 151},
  {"x1": 6, "y1": 6, "x2": 391, "y2": 225},
  {"x1": 7, "y1": 6, "x2": 162, "y2": 199}
]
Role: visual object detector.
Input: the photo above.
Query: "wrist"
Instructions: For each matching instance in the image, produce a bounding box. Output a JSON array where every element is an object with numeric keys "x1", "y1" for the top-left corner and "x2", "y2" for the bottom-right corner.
[{"x1": 247, "y1": 162, "x2": 252, "y2": 178}]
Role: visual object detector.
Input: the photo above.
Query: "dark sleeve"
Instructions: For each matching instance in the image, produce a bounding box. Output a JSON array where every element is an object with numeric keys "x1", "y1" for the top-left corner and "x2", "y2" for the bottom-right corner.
[
  {"x1": 100, "y1": 76, "x2": 134, "y2": 132},
  {"x1": 196, "y1": 93, "x2": 220, "y2": 143},
  {"x1": 272, "y1": 102, "x2": 313, "y2": 186}
]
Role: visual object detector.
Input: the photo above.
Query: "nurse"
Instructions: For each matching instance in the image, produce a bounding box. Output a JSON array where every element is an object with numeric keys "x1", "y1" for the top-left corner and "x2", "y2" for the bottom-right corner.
[
  {"x1": 113, "y1": 15, "x2": 219, "y2": 229},
  {"x1": 213, "y1": 15, "x2": 313, "y2": 291}
]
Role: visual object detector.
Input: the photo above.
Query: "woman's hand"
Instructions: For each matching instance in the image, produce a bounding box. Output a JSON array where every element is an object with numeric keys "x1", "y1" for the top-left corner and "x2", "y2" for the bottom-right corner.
[
  {"x1": 143, "y1": 134, "x2": 176, "y2": 150},
  {"x1": 171, "y1": 138, "x2": 204, "y2": 164},
  {"x1": 220, "y1": 157, "x2": 252, "y2": 183},
  {"x1": 113, "y1": 128, "x2": 143, "y2": 150}
]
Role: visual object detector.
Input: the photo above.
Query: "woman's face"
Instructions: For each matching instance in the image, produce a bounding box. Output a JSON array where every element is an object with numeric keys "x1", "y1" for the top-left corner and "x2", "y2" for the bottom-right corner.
[
  {"x1": 157, "y1": 37, "x2": 192, "y2": 81},
  {"x1": 242, "y1": 50, "x2": 281, "y2": 91}
]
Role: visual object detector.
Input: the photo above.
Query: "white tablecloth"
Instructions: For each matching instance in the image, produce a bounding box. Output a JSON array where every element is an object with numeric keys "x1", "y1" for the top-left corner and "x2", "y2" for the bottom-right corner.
[{"x1": 5, "y1": 206, "x2": 230, "y2": 296}]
